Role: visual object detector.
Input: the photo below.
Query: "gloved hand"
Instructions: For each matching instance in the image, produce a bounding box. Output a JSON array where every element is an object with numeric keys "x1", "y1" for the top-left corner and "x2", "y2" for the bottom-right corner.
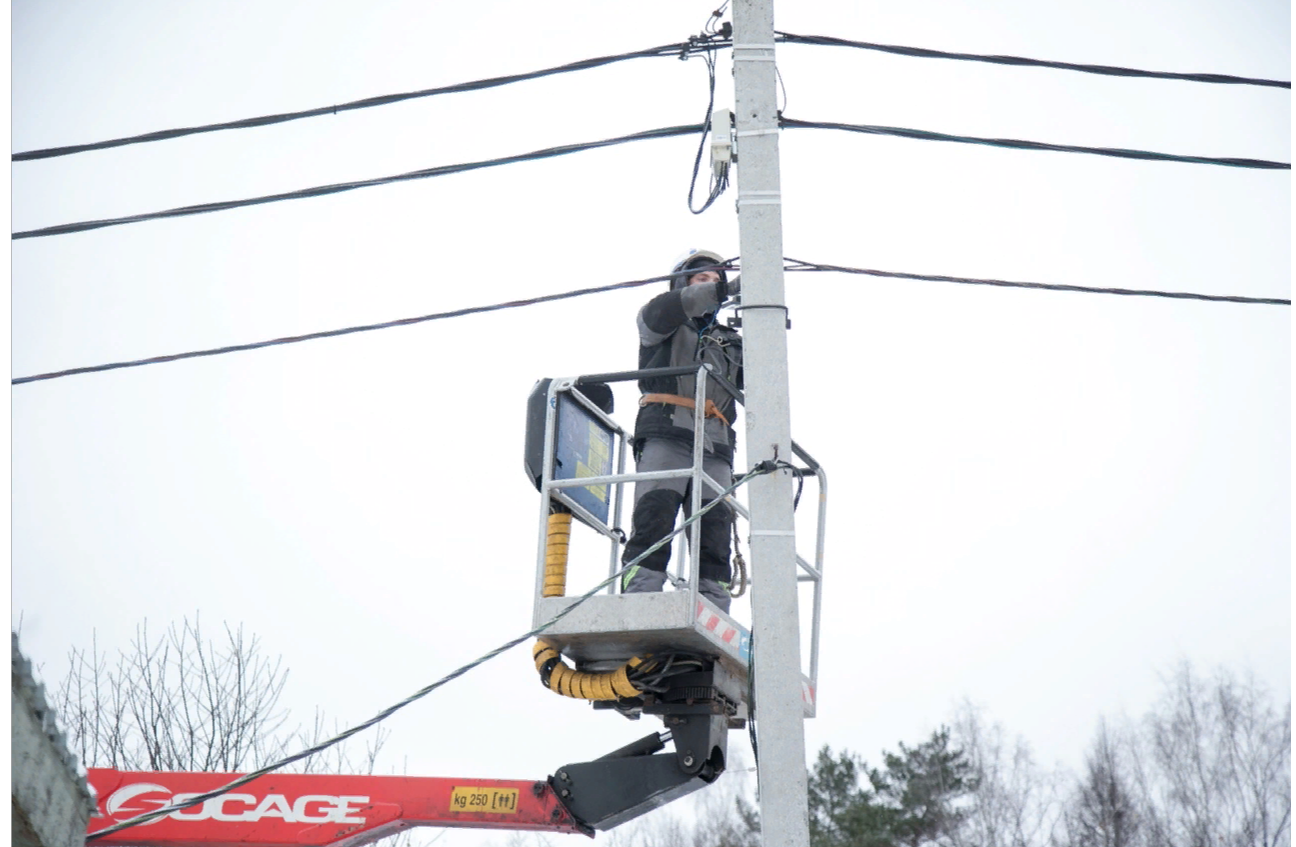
[{"x1": 721, "y1": 274, "x2": 741, "y2": 302}]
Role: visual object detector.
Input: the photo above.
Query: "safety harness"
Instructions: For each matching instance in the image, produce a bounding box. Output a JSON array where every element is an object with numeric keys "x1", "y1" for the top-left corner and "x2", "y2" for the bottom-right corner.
[{"x1": 639, "y1": 393, "x2": 731, "y2": 427}]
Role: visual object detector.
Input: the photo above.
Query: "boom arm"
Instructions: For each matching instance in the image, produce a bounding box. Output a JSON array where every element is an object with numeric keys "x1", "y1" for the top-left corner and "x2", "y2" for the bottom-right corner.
[
  {"x1": 86, "y1": 663, "x2": 735, "y2": 843},
  {"x1": 86, "y1": 770, "x2": 592, "y2": 844}
]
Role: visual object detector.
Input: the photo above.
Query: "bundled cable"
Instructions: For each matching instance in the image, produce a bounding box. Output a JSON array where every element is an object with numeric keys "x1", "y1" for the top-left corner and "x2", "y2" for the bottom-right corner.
[
  {"x1": 531, "y1": 643, "x2": 716, "y2": 701},
  {"x1": 782, "y1": 258, "x2": 1291, "y2": 306},
  {"x1": 13, "y1": 123, "x2": 703, "y2": 241},
  {"x1": 13, "y1": 39, "x2": 729, "y2": 162},
  {"x1": 686, "y1": 31, "x2": 733, "y2": 214},
  {"x1": 533, "y1": 642, "x2": 643, "y2": 700},
  {"x1": 780, "y1": 116, "x2": 1291, "y2": 170},
  {"x1": 10, "y1": 269, "x2": 681, "y2": 386},
  {"x1": 775, "y1": 32, "x2": 1291, "y2": 89},
  {"x1": 625, "y1": 652, "x2": 712, "y2": 695},
  {"x1": 14, "y1": 254, "x2": 1286, "y2": 389},
  {"x1": 542, "y1": 511, "x2": 573, "y2": 598}
]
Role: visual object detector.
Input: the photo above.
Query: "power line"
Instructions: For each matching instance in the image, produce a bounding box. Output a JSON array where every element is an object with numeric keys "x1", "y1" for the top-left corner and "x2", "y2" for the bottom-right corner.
[
  {"x1": 14, "y1": 256, "x2": 1285, "y2": 387},
  {"x1": 84, "y1": 469, "x2": 770, "y2": 839},
  {"x1": 12, "y1": 40, "x2": 725, "y2": 163},
  {"x1": 775, "y1": 32, "x2": 1292, "y2": 89},
  {"x1": 10, "y1": 270, "x2": 686, "y2": 385},
  {"x1": 779, "y1": 117, "x2": 1291, "y2": 170},
  {"x1": 783, "y1": 258, "x2": 1291, "y2": 305},
  {"x1": 15, "y1": 33, "x2": 1285, "y2": 167},
  {"x1": 11, "y1": 124, "x2": 702, "y2": 240}
]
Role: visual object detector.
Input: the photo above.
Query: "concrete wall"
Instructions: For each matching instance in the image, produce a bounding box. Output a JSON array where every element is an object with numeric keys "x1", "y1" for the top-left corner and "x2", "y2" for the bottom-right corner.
[{"x1": 12, "y1": 633, "x2": 94, "y2": 847}]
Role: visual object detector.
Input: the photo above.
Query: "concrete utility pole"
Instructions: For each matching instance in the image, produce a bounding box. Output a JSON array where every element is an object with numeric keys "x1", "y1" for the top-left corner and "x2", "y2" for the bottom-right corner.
[{"x1": 731, "y1": 1, "x2": 811, "y2": 846}]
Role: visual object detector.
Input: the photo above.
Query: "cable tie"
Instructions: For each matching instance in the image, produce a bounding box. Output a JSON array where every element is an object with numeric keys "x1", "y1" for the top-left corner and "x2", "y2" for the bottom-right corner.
[
  {"x1": 732, "y1": 43, "x2": 777, "y2": 62},
  {"x1": 737, "y1": 190, "x2": 782, "y2": 205},
  {"x1": 736, "y1": 128, "x2": 780, "y2": 137}
]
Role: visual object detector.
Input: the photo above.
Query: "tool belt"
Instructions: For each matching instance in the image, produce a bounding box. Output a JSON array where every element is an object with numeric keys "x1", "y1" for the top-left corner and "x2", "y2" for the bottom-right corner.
[{"x1": 639, "y1": 393, "x2": 730, "y2": 427}]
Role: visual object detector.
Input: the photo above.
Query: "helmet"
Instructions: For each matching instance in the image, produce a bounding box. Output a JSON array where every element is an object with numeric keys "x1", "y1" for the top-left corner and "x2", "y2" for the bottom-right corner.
[{"x1": 669, "y1": 248, "x2": 728, "y2": 290}]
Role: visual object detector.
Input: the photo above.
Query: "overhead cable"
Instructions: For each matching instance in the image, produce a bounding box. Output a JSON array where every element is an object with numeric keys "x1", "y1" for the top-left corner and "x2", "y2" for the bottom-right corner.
[
  {"x1": 783, "y1": 258, "x2": 1291, "y2": 305},
  {"x1": 16, "y1": 32, "x2": 1285, "y2": 167},
  {"x1": 775, "y1": 32, "x2": 1292, "y2": 89},
  {"x1": 780, "y1": 117, "x2": 1291, "y2": 170},
  {"x1": 10, "y1": 270, "x2": 689, "y2": 385},
  {"x1": 14, "y1": 256, "x2": 1285, "y2": 387},
  {"x1": 85, "y1": 467, "x2": 773, "y2": 839},
  {"x1": 11, "y1": 124, "x2": 702, "y2": 240},
  {"x1": 12, "y1": 40, "x2": 726, "y2": 163}
]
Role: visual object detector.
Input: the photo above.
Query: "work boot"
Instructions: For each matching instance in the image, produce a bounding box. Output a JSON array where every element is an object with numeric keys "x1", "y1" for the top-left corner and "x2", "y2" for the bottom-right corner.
[
  {"x1": 622, "y1": 566, "x2": 668, "y2": 594},
  {"x1": 699, "y1": 579, "x2": 732, "y2": 613}
]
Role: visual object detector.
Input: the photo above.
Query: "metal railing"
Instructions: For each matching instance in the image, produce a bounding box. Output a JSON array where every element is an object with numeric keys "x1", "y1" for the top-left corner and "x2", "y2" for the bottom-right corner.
[{"x1": 531, "y1": 363, "x2": 827, "y2": 699}]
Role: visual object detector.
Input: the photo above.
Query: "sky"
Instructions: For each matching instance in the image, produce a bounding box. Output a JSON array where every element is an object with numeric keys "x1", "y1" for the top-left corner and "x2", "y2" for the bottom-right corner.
[{"x1": 8, "y1": 1, "x2": 1290, "y2": 844}]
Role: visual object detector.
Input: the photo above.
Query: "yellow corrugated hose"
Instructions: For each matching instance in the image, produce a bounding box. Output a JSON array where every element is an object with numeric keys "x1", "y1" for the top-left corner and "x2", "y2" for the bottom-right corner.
[
  {"x1": 542, "y1": 512, "x2": 572, "y2": 598},
  {"x1": 532, "y1": 640, "x2": 643, "y2": 701}
]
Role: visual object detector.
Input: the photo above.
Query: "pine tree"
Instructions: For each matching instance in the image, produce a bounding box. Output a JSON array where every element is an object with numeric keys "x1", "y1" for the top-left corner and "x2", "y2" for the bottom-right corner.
[{"x1": 807, "y1": 728, "x2": 975, "y2": 847}]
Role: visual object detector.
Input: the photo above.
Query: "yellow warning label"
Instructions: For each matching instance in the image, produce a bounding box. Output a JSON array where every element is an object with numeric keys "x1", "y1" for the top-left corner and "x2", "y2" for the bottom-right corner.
[
  {"x1": 577, "y1": 421, "x2": 612, "y2": 502},
  {"x1": 575, "y1": 460, "x2": 608, "y2": 502},
  {"x1": 449, "y1": 787, "x2": 520, "y2": 814}
]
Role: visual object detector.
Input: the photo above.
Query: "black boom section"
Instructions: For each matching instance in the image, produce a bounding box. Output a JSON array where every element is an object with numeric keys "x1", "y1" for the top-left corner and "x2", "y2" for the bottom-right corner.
[
  {"x1": 548, "y1": 665, "x2": 733, "y2": 831},
  {"x1": 551, "y1": 751, "x2": 711, "y2": 831}
]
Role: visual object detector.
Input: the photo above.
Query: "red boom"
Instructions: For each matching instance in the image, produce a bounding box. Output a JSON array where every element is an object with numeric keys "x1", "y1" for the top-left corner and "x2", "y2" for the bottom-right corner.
[{"x1": 86, "y1": 768, "x2": 591, "y2": 845}]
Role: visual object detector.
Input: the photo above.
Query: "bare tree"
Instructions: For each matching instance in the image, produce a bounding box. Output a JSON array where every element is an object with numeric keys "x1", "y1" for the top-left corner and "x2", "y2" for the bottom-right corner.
[
  {"x1": 54, "y1": 615, "x2": 389, "y2": 774},
  {"x1": 1059, "y1": 718, "x2": 1141, "y2": 847},
  {"x1": 1127, "y1": 662, "x2": 1291, "y2": 847},
  {"x1": 57, "y1": 615, "x2": 430, "y2": 847},
  {"x1": 690, "y1": 759, "x2": 761, "y2": 847},
  {"x1": 951, "y1": 701, "x2": 1064, "y2": 847}
]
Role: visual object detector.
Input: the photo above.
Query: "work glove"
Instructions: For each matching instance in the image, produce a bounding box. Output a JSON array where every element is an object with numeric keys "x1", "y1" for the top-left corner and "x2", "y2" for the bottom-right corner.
[{"x1": 720, "y1": 274, "x2": 741, "y2": 303}]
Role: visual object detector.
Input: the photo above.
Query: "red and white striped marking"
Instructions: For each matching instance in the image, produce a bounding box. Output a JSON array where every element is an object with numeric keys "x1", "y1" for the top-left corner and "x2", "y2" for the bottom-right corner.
[
  {"x1": 695, "y1": 601, "x2": 751, "y2": 662},
  {"x1": 693, "y1": 600, "x2": 816, "y2": 712}
]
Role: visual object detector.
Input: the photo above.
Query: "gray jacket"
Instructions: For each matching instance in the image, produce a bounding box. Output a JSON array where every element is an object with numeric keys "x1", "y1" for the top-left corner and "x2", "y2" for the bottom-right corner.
[{"x1": 632, "y1": 281, "x2": 743, "y2": 463}]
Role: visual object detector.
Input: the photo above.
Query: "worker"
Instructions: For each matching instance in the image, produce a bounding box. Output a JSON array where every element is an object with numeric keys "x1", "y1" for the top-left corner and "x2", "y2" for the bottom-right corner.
[{"x1": 621, "y1": 249, "x2": 742, "y2": 612}]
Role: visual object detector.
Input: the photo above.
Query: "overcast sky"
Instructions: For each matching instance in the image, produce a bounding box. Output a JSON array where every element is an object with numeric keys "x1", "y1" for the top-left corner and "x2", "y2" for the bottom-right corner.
[{"x1": 9, "y1": 1, "x2": 1290, "y2": 844}]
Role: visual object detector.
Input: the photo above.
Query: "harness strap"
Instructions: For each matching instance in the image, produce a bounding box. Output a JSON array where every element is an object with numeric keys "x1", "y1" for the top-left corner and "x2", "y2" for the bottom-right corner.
[{"x1": 639, "y1": 393, "x2": 731, "y2": 428}]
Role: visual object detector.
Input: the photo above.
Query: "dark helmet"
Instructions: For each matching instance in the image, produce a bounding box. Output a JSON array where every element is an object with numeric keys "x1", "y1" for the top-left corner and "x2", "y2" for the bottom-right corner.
[{"x1": 669, "y1": 248, "x2": 728, "y2": 290}]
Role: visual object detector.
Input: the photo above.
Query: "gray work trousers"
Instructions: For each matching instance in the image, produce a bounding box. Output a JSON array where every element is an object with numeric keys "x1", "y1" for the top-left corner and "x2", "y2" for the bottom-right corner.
[{"x1": 621, "y1": 439, "x2": 733, "y2": 611}]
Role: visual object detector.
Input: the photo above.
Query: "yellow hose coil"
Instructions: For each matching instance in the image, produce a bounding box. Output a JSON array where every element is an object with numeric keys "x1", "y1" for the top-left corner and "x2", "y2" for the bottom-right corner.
[
  {"x1": 542, "y1": 513, "x2": 572, "y2": 598},
  {"x1": 532, "y1": 640, "x2": 642, "y2": 701}
]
